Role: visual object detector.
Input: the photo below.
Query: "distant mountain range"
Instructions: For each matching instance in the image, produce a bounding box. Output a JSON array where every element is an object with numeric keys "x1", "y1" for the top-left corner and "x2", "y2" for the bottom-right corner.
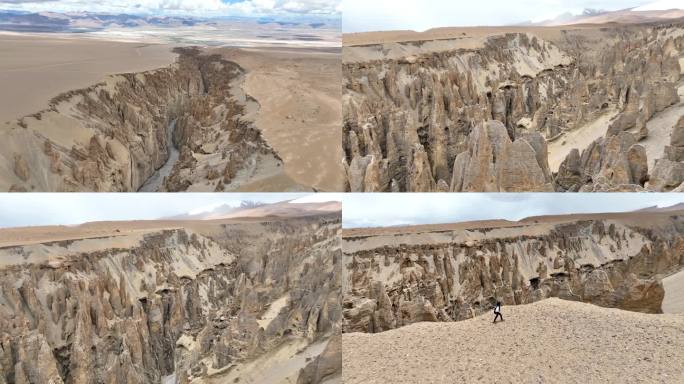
[
  {"x1": 0, "y1": 10, "x2": 338, "y2": 33},
  {"x1": 163, "y1": 199, "x2": 341, "y2": 221},
  {"x1": 525, "y1": 2, "x2": 684, "y2": 26}
]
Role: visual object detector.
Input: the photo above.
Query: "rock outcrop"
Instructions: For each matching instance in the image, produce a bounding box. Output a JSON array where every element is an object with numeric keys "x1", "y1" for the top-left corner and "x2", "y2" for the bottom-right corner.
[
  {"x1": 0, "y1": 213, "x2": 341, "y2": 383},
  {"x1": 555, "y1": 131, "x2": 648, "y2": 191},
  {"x1": 342, "y1": 210, "x2": 684, "y2": 333},
  {"x1": 343, "y1": 22, "x2": 684, "y2": 192},
  {"x1": 449, "y1": 120, "x2": 553, "y2": 192}
]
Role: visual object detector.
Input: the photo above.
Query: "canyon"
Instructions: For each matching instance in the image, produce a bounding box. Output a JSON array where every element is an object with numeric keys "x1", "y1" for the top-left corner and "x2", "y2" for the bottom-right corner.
[
  {"x1": 0, "y1": 202, "x2": 342, "y2": 383},
  {"x1": 0, "y1": 46, "x2": 310, "y2": 192},
  {"x1": 343, "y1": 20, "x2": 684, "y2": 192},
  {"x1": 342, "y1": 206, "x2": 684, "y2": 333}
]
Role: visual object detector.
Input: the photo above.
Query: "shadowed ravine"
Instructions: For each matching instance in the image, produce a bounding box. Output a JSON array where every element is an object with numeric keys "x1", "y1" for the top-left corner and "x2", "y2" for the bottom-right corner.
[{"x1": 138, "y1": 119, "x2": 178, "y2": 192}]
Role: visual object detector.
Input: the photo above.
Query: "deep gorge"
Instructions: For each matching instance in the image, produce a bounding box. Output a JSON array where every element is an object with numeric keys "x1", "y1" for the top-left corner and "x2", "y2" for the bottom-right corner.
[
  {"x1": 0, "y1": 214, "x2": 341, "y2": 383},
  {"x1": 343, "y1": 23, "x2": 684, "y2": 192},
  {"x1": 2, "y1": 47, "x2": 290, "y2": 192}
]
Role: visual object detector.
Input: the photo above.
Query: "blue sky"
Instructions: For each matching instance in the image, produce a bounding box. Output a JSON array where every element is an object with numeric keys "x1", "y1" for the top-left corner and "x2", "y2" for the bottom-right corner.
[
  {"x1": 343, "y1": 194, "x2": 684, "y2": 228},
  {"x1": 0, "y1": 0, "x2": 341, "y2": 18},
  {"x1": 342, "y1": 0, "x2": 681, "y2": 32}
]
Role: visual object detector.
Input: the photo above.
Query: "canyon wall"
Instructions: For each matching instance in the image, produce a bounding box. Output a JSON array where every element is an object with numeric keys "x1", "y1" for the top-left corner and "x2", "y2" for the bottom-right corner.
[
  {"x1": 342, "y1": 212, "x2": 684, "y2": 333},
  {"x1": 0, "y1": 48, "x2": 297, "y2": 192},
  {"x1": 343, "y1": 23, "x2": 684, "y2": 192},
  {"x1": 0, "y1": 214, "x2": 341, "y2": 383}
]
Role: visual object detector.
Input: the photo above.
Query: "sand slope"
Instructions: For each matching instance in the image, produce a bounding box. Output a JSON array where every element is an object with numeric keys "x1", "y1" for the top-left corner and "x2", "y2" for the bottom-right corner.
[
  {"x1": 638, "y1": 79, "x2": 684, "y2": 169},
  {"x1": 548, "y1": 109, "x2": 619, "y2": 172},
  {"x1": 200, "y1": 338, "x2": 330, "y2": 384},
  {"x1": 663, "y1": 269, "x2": 684, "y2": 314},
  {"x1": 343, "y1": 299, "x2": 684, "y2": 383}
]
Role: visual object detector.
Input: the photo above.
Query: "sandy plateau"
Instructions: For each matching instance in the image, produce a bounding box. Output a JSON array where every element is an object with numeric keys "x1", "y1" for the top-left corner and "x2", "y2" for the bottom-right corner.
[
  {"x1": 0, "y1": 34, "x2": 176, "y2": 124},
  {"x1": 221, "y1": 47, "x2": 344, "y2": 191},
  {"x1": 0, "y1": 201, "x2": 342, "y2": 383}
]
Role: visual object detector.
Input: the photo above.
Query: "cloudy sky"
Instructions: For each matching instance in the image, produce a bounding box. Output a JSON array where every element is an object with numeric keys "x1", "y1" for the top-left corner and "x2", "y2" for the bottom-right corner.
[
  {"x1": 1, "y1": 193, "x2": 682, "y2": 229},
  {"x1": 0, "y1": 0, "x2": 341, "y2": 18},
  {"x1": 0, "y1": 193, "x2": 342, "y2": 228},
  {"x1": 342, "y1": 0, "x2": 681, "y2": 32},
  {"x1": 343, "y1": 194, "x2": 684, "y2": 228}
]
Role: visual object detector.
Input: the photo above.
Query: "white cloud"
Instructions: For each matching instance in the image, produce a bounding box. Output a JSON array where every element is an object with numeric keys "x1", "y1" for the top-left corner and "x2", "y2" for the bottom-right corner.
[
  {"x1": 342, "y1": 0, "x2": 665, "y2": 32},
  {"x1": 2, "y1": 193, "x2": 681, "y2": 229},
  {"x1": 0, "y1": 0, "x2": 341, "y2": 17},
  {"x1": 342, "y1": 193, "x2": 684, "y2": 228}
]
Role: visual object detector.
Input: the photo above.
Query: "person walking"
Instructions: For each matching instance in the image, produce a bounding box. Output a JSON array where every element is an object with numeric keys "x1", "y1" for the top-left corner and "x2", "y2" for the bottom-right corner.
[{"x1": 493, "y1": 301, "x2": 503, "y2": 323}]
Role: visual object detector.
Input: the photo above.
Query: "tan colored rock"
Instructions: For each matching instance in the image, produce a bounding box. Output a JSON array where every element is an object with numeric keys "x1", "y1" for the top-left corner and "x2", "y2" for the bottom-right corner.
[
  {"x1": 649, "y1": 159, "x2": 684, "y2": 191},
  {"x1": 450, "y1": 121, "x2": 552, "y2": 192},
  {"x1": 556, "y1": 132, "x2": 648, "y2": 191},
  {"x1": 347, "y1": 155, "x2": 371, "y2": 192},
  {"x1": 408, "y1": 144, "x2": 436, "y2": 192},
  {"x1": 0, "y1": 210, "x2": 341, "y2": 382},
  {"x1": 342, "y1": 297, "x2": 377, "y2": 333},
  {"x1": 555, "y1": 148, "x2": 583, "y2": 191},
  {"x1": 649, "y1": 116, "x2": 684, "y2": 191},
  {"x1": 663, "y1": 115, "x2": 684, "y2": 162},
  {"x1": 297, "y1": 335, "x2": 341, "y2": 384},
  {"x1": 343, "y1": 24, "x2": 684, "y2": 192},
  {"x1": 670, "y1": 116, "x2": 684, "y2": 147},
  {"x1": 12, "y1": 154, "x2": 29, "y2": 182}
]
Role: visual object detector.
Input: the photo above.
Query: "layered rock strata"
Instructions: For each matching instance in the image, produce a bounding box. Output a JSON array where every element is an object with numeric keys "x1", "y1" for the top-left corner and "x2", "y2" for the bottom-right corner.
[
  {"x1": 342, "y1": 210, "x2": 684, "y2": 333},
  {"x1": 0, "y1": 214, "x2": 341, "y2": 383}
]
